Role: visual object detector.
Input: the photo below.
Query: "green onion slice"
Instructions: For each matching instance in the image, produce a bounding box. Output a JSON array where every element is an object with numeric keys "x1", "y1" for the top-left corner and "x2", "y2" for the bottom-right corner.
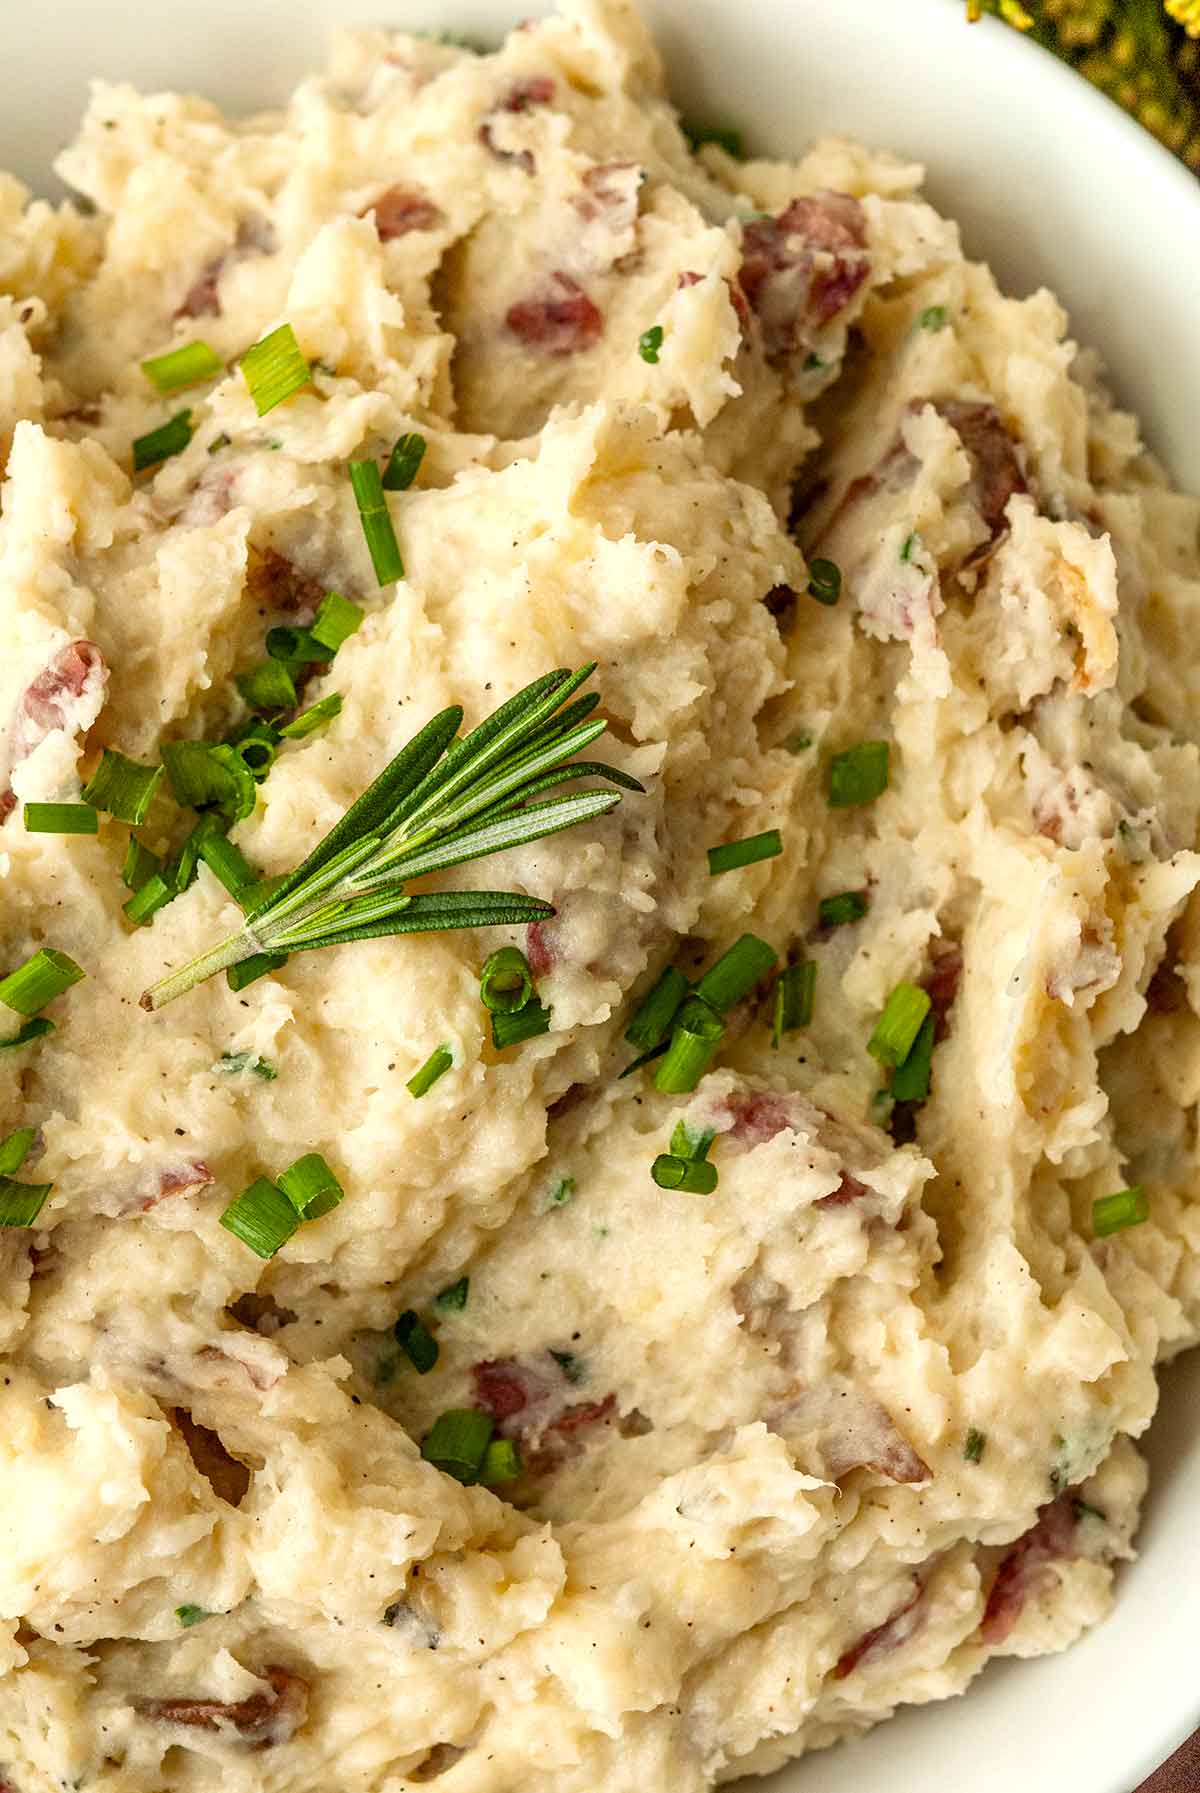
[
  {"x1": 1092, "y1": 1185, "x2": 1148, "y2": 1238},
  {"x1": 161, "y1": 741, "x2": 256, "y2": 821},
  {"x1": 818, "y1": 890, "x2": 868, "y2": 929},
  {"x1": 669, "y1": 1119, "x2": 714, "y2": 1162},
  {"x1": 421, "y1": 1408, "x2": 493, "y2": 1483},
  {"x1": 123, "y1": 873, "x2": 175, "y2": 927},
  {"x1": 23, "y1": 803, "x2": 98, "y2": 835},
  {"x1": 0, "y1": 1018, "x2": 55, "y2": 1053},
  {"x1": 174, "y1": 1603, "x2": 213, "y2": 1628},
  {"x1": 0, "y1": 948, "x2": 84, "y2": 1017},
  {"x1": 868, "y1": 982, "x2": 932, "y2": 1068},
  {"x1": 236, "y1": 659, "x2": 298, "y2": 716},
  {"x1": 197, "y1": 829, "x2": 256, "y2": 902},
  {"x1": 434, "y1": 1276, "x2": 469, "y2": 1312},
  {"x1": 142, "y1": 340, "x2": 223, "y2": 393},
  {"x1": 264, "y1": 625, "x2": 329, "y2": 664},
  {"x1": 133, "y1": 409, "x2": 193, "y2": 472},
  {"x1": 480, "y1": 945, "x2": 535, "y2": 1014},
  {"x1": 122, "y1": 837, "x2": 161, "y2": 891},
  {"x1": 0, "y1": 1128, "x2": 37, "y2": 1176},
  {"x1": 382, "y1": 433, "x2": 426, "y2": 492},
  {"x1": 82, "y1": 749, "x2": 164, "y2": 824},
  {"x1": 479, "y1": 1437, "x2": 523, "y2": 1486},
  {"x1": 828, "y1": 741, "x2": 889, "y2": 808},
  {"x1": 772, "y1": 959, "x2": 815, "y2": 1045},
  {"x1": 694, "y1": 933, "x2": 777, "y2": 1012},
  {"x1": 349, "y1": 459, "x2": 404, "y2": 585},
  {"x1": 918, "y1": 304, "x2": 948, "y2": 331},
  {"x1": 891, "y1": 1011, "x2": 935, "y2": 1102},
  {"x1": 226, "y1": 718, "x2": 280, "y2": 782},
  {"x1": 240, "y1": 323, "x2": 310, "y2": 416},
  {"x1": 651, "y1": 1153, "x2": 718, "y2": 1194},
  {"x1": 492, "y1": 999, "x2": 552, "y2": 1050},
  {"x1": 226, "y1": 952, "x2": 288, "y2": 992},
  {"x1": 654, "y1": 995, "x2": 725, "y2": 1095},
  {"x1": 0, "y1": 1177, "x2": 52, "y2": 1228},
  {"x1": 964, "y1": 1427, "x2": 986, "y2": 1464},
  {"x1": 394, "y1": 1309, "x2": 439, "y2": 1373},
  {"x1": 311, "y1": 591, "x2": 365, "y2": 651},
  {"x1": 407, "y1": 1044, "x2": 453, "y2": 1099},
  {"x1": 707, "y1": 829, "x2": 782, "y2": 876},
  {"x1": 217, "y1": 1050, "x2": 276, "y2": 1080},
  {"x1": 625, "y1": 965, "x2": 689, "y2": 1051},
  {"x1": 807, "y1": 558, "x2": 842, "y2": 606},
  {"x1": 638, "y1": 324, "x2": 664, "y2": 364},
  {"x1": 219, "y1": 1176, "x2": 300, "y2": 1258},
  {"x1": 278, "y1": 1151, "x2": 344, "y2": 1221},
  {"x1": 279, "y1": 694, "x2": 343, "y2": 740}
]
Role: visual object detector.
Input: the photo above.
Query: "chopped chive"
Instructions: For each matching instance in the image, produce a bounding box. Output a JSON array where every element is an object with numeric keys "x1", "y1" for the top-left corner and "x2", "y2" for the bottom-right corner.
[
  {"x1": 549, "y1": 1348, "x2": 585, "y2": 1384},
  {"x1": 133, "y1": 408, "x2": 193, "y2": 472},
  {"x1": 479, "y1": 1437, "x2": 523, "y2": 1485},
  {"x1": 654, "y1": 996, "x2": 725, "y2": 1095},
  {"x1": 23, "y1": 803, "x2": 98, "y2": 835},
  {"x1": 161, "y1": 741, "x2": 256, "y2": 820},
  {"x1": 638, "y1": 324, "x2": 664, "y2": 364},
  {"x1": 236, "y1": 659, "x2": 298, "y2": 716},
  {"x1": 964, "y1": 1427, "x2": 987, "y2": 1464},
  {"x1": 0, "y1": 1128, "x2": 37, "y2": 1176},
  {"x1": 891, "y1": 1012, "x2": 935, "y2": 1102},
  {"x1": 0, "y1": 1017, "x2": 54, "y2": 1052},
  {"x1": 122, "y1": 837, "x2": 161, "y2": 891},
  {"x1": 868, "y1": 982, "x2": 931, "y2": 1069},
  {"x1": 407, "y1": 1044, "x2": 453, "y2": 1098},
  {"x1": 226, "y1": 951, "x2": 288, "y2": 992},
  {"x1": 694, "y1": 933, "x2": 777, "y2": 1011},
  {"x1": 381, "y1": 433, "x2": 427, "y2": 492},
  {"x1": 264, "y1": 625, "x2": 329, "y2": 663},
  {"x1": 625, "y1": 965, "x2": 690, "y2": 1051},
  {"x1": 174, "y1": 1603, "x2": 214, "y2": 1628},
  {"x1": 785, "y1": 731, "x2": 813, "y2": 754},
  {"x1": 279, "y1": 693, "x2": 343, "y2": 740},
  {"x1": 918, "y1": 304, "x2": 948, "y2": 331},
  {"x1": 818, "y1": 890, "x2": 868, "y2": 929},
  {"x1": 900, "y1": 531, "x2": 918, "y2": 563},
  {"x1": 421, "y1": 1409, "x2": 493, "y2": 1484},
  {"x1": 394, "y1": 1309, "x2": 439, "y2": 1374},
  {"x1": 1092, "y1": 1185, "x2": 1149, "y2": 1238},
  {"x1": 219, "y1": 1176, "x2": 299, "y2": 1259},
  {"x1": 807, "y1": 558, "x2": 842, "y2": 606},
  {"x1": 434, "y1": 1276, "x2": 469, "y2": 1312},
  {"x1": 0, "y1": 948, "x2": 84, "y2": 1017},
  {"x1": 707, "y1": 829, "x2": 783, "y2": 877},
  {"x1": 349, "y1": 459, "x2": 404, "y2": 585},
  {"x1": 217, "y1": 1050, "x2": 277, "y2": 1081},
  {"x1": 547, "y1": 1176, "x2": 575, "y2": 1207},
  {"x1": 772, "y1": 959, "x2": 815, "y2": 1045},
  {"x1": 240, "y1": 323, "x2": 310, "y2": 416},
  {"x1": 165, "y1": 814, "x2": 225, "y2": 896},
  {"x1": 491, "y1": 999, "x2": 552, "y2": 1050},
  {"x1": 208, "y1": 432, "x2": 231, "y2": 455},
  {"x1": 278, "y1": 1151, "x2": 343, "y2": 1221},
  {"x1": 311, "y1": 591, "x2": 365, "y2": 651},
  {"x1": 123, "y1": 872, "x2": 174, "y2": 926},
  {"x1": 669, "y1": 1118, "x2": 714, "y2": 1162},
  {"x1": 651, "y1": 1153, "x2": 718, "y2": 1194},
  {"x1": 803, "y1": 352, "x2": 824, "y2": 372},
  {"x1": 82, "y1": 749, "x2": 164, "y2": 824},
  {"x1": 479, "y1": 946, "x2": 535, "y2": 1015},
  {"x1": 0, "y1": 1177, "x2": 52, "y2": 1227},
  {"x1": 682, "y1": 122, "x2": 743, "y2": 157},
  {"x1": 142, "y1": 340, "x2": 223, "y2": 393},
  {"x1": 828, "y1": 741, "x2": 889, "y2": 808},
  {"x1": 226, "y1": 718, "x2": 280, "y2": 782}
]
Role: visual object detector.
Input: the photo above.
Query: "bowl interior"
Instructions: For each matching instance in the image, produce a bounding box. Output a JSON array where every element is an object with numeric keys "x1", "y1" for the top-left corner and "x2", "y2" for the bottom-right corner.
[{"x1": 5, "y1": 2, "x2": 1199, "y2": 1788}]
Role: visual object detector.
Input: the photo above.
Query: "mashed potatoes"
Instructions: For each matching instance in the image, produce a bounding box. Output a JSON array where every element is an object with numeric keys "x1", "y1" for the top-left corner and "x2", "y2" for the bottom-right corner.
[{"x1": 2, "y1": 3, "x2": 1199, "y2": 1788}]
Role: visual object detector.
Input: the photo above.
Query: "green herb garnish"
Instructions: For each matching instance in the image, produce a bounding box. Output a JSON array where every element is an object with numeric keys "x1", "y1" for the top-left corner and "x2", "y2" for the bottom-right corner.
[
  {"x1": 638, "y1": 324, "x2": 664, "y2": 364},
  {"x1": 350, "y1": 458, "x2": 404, "y2": 586},
  {"x1": 707, "y1": 829, "x2": 782, "y2": 876},
  {"x1": 236, "y1": 659, "x2": 298, "y2": 716},
  {"x1": 219, "y1": 1176, "x2": 299, "y2": 1259},
  {"x1": 311, "y1": 591, "x2": 365, "y2": 651},
  {"x1": 0, "y1": 1128, "x2": 37, "y2": 1177},
  {"x1": 682, "y1": 121, "x2": 743, "y2": 157},
  {"x1": 240, "y1": 323, "x2": 310, "y2": 416},
  {"x1": 868, "y1": 982, "x2": 932, "y2": 1069},
  {"x1": 142, "y1": 340, "x2": 222, "y2": 393},
  {"x1": 818, "y1": 890, "x2": 868, "y2": 929},
  {"x1": 651, "y1": 1153, "x2": 718, "y2": 1194},
  {"x1": 694, "y1": 933, "x2": 777, "y2": 1011},
  {"x1": 625, "y1": 965, "x2": 690, "y2": 1051},
  {"x1": 964, "y1": 1427, "x2": 987, "y2": 1463},
  {"x1": 891, "y1": 1012, "x2": 935, "y2": 1102},
  {"x1": 1092, "y1": 1185, "x2": 1149, "y2": 1237},
  {"x1": 407, "y1": 1044, "x2": 453, "y2": 1098},
  {"x1": 133, "y1": 409, "x2": 193, "y2": 472},
  {"x1": 654, "y1": 995, "x2": 724, "y2": 1094},
  {"x1": 422, "y1": 1408, "x2": 494, "y2": 1483},
  {"x1": 434, "y1": 1276, "x2": 469, "y2": 1312},
  {"x1": 278, "y1": 1152, "x2": 343, "y2": 1221},
  {"x1": 217, "y1": 1050, "x2": 277, "y2": 1081},
  {"x1": 918, "y1": 304, "x2": 948, "y2": 331},
  {"x1": 0, "y1": 948, "x2": 84, "y2": 1016},
  {"x1": 174, "y1": 1603, "x2": 214, "y2": 1627},
  {"x1": 807, "y1": 558, "x2": 842, "y2": 606},
  {"x1": 141, "y1": 667, "x2": 637, "y2": 1010},
  {"x1": 480, "y1": 945, "x2": 535, "y2": 1014},
  {"x1": 492, "y1": 1000, "x2": 552, "y2": 1049},
  {"x1": 0, "y1": 1177, "x2": 52, "y2": 1227},
  {"x1": 382, "y1": 433, "x2": 427, "y2": 492},
  {"x1": 479, "y1": 1437, "x2": 522, "y2": 1485},
  {"x1": 0, "y1": 1018, "x2": 55, "y2": 1053},
  {"x1": 81, "y1": 749, "x2": 164, "y2": 824},
  {"x1": 161, "y1": 740, "x2": 256, "y2": 821},
  {"x1": 772, "y1": 959, "x2": 815, "y2": 1044},
  {"x1": 23, "y1": 803, "x2": 98, "y2": 835},
  {"x1": 394, "y1": 1309, "x2": 439, "y2": 1373},
  {"x1": 828, "y1": 741, "x2": 889, "y2": 808},
  {"x1": 279, "y1": 694, "x2": 343, "y2": 740}
]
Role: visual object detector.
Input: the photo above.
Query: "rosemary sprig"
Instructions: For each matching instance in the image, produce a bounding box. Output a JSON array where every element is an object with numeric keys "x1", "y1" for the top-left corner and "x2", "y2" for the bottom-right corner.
[{"x1": 140, "y1": 666, "x2": 640, "y2": 1010}]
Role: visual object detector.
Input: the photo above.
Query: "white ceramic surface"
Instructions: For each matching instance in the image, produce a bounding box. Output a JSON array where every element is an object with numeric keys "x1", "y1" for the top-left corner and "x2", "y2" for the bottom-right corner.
[{"x1": 5, "y1": 3, "x2": 1199, "y2": 1788}]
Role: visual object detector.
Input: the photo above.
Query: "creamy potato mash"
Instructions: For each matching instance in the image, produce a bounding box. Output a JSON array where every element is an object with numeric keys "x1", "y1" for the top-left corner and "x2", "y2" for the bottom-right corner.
[{"x1": 2, "y1": 3, "x2": 1199, "y2": 1788}]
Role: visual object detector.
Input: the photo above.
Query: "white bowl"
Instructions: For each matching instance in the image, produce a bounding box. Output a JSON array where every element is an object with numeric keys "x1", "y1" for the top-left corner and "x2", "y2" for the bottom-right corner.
[{"x1": 7, "y1": 3, "x2": 1199, "y2": 1789}]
